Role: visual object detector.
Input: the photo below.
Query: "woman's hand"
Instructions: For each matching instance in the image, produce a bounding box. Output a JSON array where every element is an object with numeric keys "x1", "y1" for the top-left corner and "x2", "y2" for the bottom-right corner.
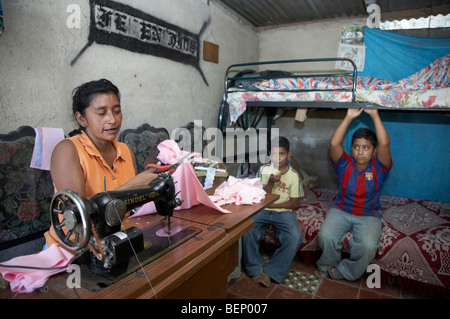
[{"x1": 116, "y1": 170, "x2": 159, "y2": 191}]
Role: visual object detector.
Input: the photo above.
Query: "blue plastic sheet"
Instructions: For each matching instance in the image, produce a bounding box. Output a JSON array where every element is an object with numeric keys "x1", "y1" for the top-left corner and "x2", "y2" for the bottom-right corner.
[{"x1": 359, "y1": 27, "x2": 450, "y2": 82}]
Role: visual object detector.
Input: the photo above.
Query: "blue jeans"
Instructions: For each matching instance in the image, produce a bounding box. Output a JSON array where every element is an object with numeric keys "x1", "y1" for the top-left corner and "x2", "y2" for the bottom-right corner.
[
  {"x1": 316, "y1": 208, "x2": 382, "y2": 281},
  {"x1": 243, "y1": 209, "x2": 302, "y2": 283}
]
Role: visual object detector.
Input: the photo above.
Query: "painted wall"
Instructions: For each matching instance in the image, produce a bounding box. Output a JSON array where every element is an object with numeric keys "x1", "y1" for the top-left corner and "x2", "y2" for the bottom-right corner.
[
  {"x1": 258, "y1": 19, "x2": 450, "y2": 202},
  {"x1": 0, "y1": 0, "x2": 258, "y2": 135},
  {"x1": 257, "y1": 17, "x2": 366, "y2": 189},
  {"x1": 1, "y1": 2, "x2": 448, "y2": 202}
]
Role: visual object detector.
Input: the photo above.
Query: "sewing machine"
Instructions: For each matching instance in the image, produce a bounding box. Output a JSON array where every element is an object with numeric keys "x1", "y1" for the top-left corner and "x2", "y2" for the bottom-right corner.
[{"x1": 49, "y1": 172, "x2": 201, "y2": 291}]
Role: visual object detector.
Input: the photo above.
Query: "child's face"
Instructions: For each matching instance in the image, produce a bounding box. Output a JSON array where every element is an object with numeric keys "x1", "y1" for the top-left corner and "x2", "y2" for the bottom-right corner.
[
  {"x1": 270, "y1": 146, "x2": 290, "y2": 169},
  {"x1": 351, "y1": 138, "x2": 376, "y2": 169}
]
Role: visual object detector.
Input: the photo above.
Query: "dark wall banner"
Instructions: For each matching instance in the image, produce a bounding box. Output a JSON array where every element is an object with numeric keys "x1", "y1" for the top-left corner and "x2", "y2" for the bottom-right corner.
[{"x1": 71, "y1": 0, "x2": 209, "y2": 85}]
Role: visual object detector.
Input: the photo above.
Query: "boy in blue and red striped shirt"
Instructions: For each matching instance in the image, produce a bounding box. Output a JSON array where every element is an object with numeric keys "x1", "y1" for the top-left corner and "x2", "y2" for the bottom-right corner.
[{"x1": 315, "y1": 108, "x2": 392, "y2": 281}]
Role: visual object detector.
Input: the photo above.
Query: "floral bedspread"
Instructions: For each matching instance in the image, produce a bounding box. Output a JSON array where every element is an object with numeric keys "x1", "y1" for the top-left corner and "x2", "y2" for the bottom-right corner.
[
  {"x1": 263, "y1": 188, "x2": 450, "y2": 288},
  {"x1": 226, "y1": 55, "x2": 450, "y2": 124}
]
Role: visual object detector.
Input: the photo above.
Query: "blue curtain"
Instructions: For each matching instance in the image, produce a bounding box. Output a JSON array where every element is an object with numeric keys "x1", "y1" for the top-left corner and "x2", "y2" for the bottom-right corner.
[
  {"x1": 344, "y1": 28, "x2": 450, "y2": 202},
  {"x1": 359, "y1": 27, "x2": 450, "y2": 82}
]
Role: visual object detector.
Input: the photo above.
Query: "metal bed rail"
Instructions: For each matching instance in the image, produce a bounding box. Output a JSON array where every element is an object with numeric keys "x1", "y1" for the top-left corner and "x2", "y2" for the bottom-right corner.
[
  {"x1": 218, "y1": 57, "x2": 358, "y2": 131},
  {"x1": 217, "y1": 57, "x2": 450, "y2": 131},
  {"x1": 225, "y1": 57, "x2": 358, "y2": 102}
]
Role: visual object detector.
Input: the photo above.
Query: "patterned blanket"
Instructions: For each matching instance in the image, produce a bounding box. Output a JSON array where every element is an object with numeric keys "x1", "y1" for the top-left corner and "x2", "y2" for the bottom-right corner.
[
  {"x1": 263, "y1": 188, "x2": 450, "y2": 289},
  {"x1": 226, "y1": 55, "x2": 450, "y2": 124}
]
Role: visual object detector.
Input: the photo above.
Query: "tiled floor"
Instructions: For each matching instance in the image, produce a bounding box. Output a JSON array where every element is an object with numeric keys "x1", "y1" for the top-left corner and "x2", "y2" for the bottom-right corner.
[{"x1": 226, "y1": 253, "x2": 447, "y2": 300}]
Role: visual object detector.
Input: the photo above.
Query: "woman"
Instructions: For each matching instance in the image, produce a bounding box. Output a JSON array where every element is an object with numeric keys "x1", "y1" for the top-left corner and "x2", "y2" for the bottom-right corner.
[{"x1": 44, "y1": 79, "x2": 158, "y2": 249}]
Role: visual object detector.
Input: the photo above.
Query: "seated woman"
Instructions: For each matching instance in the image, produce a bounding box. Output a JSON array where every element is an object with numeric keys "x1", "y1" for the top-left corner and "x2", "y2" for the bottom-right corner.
[{"x1": 44, "y1": 79, "x2": 159, "y2": 250}]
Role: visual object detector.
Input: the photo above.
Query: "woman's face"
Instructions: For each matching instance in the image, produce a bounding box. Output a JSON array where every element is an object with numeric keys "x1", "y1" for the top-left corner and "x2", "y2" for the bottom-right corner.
[{"x1": 76, "y1": 92, "x2": 122, "y2": 143}]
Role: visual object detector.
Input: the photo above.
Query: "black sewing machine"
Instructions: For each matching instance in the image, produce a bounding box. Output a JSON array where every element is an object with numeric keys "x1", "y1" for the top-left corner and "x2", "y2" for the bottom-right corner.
[{"x1": 49, "y1": 172, "x2": 201, "y2": 291}]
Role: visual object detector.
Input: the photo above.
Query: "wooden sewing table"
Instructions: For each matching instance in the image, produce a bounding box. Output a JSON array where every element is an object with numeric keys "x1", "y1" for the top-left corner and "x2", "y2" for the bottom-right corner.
[{"x1": 2, "y1": 194, "x2": 278, "y2": 299}]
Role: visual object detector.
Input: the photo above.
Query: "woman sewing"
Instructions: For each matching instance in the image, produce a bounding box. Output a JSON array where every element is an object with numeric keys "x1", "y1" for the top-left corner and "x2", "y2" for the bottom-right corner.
[{"x1": 44, "y1": 79, "x2": 159, "y2": 249}]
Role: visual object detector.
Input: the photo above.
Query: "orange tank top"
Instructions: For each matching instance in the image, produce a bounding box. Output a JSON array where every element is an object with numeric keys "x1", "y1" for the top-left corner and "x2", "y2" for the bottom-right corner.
[
  {"x1": 69, "y1": 131, "x2": 136, "y2": 196},
  {"x1": 44, "y1": 131, "x2": 136, "y2": 250}
]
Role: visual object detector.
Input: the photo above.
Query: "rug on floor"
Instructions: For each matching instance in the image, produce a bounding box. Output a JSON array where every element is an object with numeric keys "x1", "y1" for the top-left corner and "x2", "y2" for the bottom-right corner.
[{"x1": 280, "y1": 270, "x2": 322, "y2": 295}]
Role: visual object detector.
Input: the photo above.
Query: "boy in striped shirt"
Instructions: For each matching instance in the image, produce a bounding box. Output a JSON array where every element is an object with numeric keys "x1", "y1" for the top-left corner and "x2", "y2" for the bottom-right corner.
[{"x1": 315, "y1": 108, "x2": 392, "y2": 281}]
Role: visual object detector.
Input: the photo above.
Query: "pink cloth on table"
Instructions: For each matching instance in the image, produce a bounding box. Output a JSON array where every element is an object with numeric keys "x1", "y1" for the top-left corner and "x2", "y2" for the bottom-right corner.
[
  {"x1": 156, "y1": 139, "x2": 202, "y2": 164},
  {"x1": 0, "y1": 244, "x2": 74, "y2": 293},
  {"x1": 209, "y1": 176, "x2": 266, "y2": 206},
  {"x1": 132, "y1": 162, "x2": 230, "y2": 217}
]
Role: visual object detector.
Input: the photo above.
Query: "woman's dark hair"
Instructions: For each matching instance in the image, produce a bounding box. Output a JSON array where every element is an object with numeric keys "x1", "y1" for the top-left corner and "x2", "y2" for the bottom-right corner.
[
  {"x1": 352, "y1": 128, "x2": 377, "y2": 147},
  {"x1": 69, "y1": 79, "x2": 120, "y2": 136}
]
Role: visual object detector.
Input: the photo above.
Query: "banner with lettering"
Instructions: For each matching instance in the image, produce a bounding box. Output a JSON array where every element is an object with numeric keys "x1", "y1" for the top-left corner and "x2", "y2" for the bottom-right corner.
[{"x1": 71, "y1": 0, "x2": 209, "y2": 85}]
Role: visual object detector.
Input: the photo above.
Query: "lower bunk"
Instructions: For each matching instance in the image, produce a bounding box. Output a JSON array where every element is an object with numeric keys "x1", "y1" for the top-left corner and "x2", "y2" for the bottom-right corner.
[{"x1": 262, "y1": 187, "x2": 450, "y2": 297}]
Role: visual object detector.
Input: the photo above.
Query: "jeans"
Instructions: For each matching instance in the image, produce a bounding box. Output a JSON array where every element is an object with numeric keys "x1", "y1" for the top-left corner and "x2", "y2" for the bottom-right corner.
[
  {"x1": 316, "y1": 207, "x2": 382, "y2": 281},
  {"x1": 243, "y1": 209, "x2": 302, "y2": 283}
]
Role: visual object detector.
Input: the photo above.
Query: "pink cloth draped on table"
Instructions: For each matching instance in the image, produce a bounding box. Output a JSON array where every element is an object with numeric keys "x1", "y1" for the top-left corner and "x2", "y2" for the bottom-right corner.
[
  {"x1": 0, "y1": 244, "x2": 74, "y2": 293},
  {"x1": 132, "y1": 140, "x2": 230, "y2": 217},
  {"x1": 132, "y1": 162, "x2": 231, "y2": 216},
  {"x1": 132, "y1": 140, "x2": 267, "y2": 217}
]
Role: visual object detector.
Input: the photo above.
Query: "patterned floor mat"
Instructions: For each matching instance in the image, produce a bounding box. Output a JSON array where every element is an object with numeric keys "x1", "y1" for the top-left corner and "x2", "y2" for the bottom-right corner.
[{"x1": 280, "y1": 270, "x2": 322, "y2": 295}]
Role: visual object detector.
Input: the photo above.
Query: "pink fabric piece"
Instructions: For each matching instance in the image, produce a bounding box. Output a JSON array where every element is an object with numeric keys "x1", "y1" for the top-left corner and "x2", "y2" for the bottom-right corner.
[
  {"x1": 157, "y1": 139, "x2": 193, "y2": 164},
  {"x1": 30, "y1": 127, "x2": 64, "y2": 170},
  {"x1": 156, "y1": 139, "x2": 206, "y2": 165},
  {"x1": 209, "y1": 176, "x2": 266, "y2": 206},
  {"x1": 0, "y1": 244, "x2": 74, "y2": 293},
  {"x1": 132, "y1": 162, "x2": 230, "y2": 217}
]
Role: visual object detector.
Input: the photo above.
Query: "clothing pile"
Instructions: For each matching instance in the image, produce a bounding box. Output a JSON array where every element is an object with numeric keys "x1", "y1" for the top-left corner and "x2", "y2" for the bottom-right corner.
[{"x1": 209, "y1": 176, "x2": 266, "y2": 206}]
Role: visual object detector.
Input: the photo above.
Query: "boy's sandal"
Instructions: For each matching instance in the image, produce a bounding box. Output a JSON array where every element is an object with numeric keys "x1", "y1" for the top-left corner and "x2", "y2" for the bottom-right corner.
[
  {"x1": 314, "y1": 269, "x2": 329, "y2": 279},
  {"x1": 327, "y1": 266, "x2": 344, "y2": 280}
]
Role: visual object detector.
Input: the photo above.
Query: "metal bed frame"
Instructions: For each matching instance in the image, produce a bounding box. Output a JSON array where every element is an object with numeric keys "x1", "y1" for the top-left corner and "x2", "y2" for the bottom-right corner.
[{"x1": 217, "y1": 57, "x2": 450, "y2": 131}]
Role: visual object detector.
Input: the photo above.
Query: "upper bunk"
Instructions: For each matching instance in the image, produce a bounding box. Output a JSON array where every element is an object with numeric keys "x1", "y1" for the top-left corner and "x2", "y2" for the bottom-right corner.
[{"x1": 218, "y1": 55, "x2": 450, "y2": 130}]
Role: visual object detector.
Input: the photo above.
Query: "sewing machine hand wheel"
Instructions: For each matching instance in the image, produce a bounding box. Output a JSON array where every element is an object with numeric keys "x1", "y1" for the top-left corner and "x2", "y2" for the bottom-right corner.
[{"x1": 50, "y1": 189, "x2": 92, "y2": 250}]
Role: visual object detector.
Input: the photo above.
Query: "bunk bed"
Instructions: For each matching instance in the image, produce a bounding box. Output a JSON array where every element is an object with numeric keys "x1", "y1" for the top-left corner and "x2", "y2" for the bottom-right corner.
[
  {"x1": 217, "y1": 55, "x2": 450, "y2": 131},
  {"x1": 217, "y1": 56, "x2": 450, "y2": 295}
]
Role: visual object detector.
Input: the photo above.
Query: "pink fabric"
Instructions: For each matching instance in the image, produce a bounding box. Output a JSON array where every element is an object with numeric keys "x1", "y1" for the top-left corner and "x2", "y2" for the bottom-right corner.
[
  {"x1": 132, "y1": 162, "x2": 231, "y2": 217},
  {"x1": 30, "y1": 127, "x2": 64, "y2": 170},
  {"x1": 156, "y1": 139, "x2": 203, "y2": 164},
  {"x1": 209, "y1": 176, "x2": 266, "y2": 206},
  {"x1": 0, "y1": 244, "x2": 74, "y2": 293}
]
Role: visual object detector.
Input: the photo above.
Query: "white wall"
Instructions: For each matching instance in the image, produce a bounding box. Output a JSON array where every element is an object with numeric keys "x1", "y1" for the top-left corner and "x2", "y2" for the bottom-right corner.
[
  {"x1": 0, "y1": 0, "x2": 258, "y2": 135},
  {"x1": 257, "y1": 18, "x2": 367, "y2": 187},
  {"x1": 259, "y1": 17, "x2": 367, "y2": 69}
]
